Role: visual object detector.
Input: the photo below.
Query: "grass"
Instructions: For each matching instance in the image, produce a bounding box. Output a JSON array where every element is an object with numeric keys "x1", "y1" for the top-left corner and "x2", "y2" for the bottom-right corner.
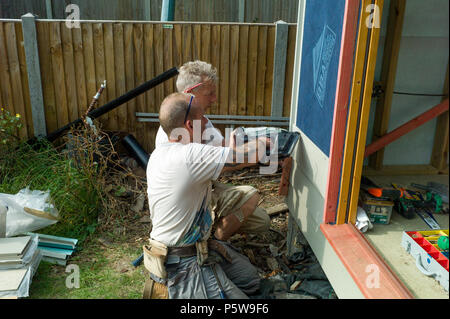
[
  {"x1": 0, "y1": 139, "x2": 102, "y2": 243},
  {"x1": 29, "y1": 240, "x2": 147, "y2": 299},
  {"x1": 1, "y1": 131, "x2": 150, "y2": 299}
]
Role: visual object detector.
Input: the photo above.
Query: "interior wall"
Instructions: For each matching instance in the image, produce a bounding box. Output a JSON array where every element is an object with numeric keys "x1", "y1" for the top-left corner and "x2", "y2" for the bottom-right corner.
[{"x1": 366, "y1": 0, "x2": 449, "y2": 166}]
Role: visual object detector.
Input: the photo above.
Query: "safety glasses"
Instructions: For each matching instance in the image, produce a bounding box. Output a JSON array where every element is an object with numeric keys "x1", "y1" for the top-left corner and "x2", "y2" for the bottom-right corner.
[{"x1": 183, "y1": 94, "x2": 194, "y2": 124}]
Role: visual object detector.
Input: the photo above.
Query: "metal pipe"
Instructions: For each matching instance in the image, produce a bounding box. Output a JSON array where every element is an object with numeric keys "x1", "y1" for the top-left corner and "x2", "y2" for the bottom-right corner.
[{"x1": 45, "y1": 67, "x2": 179, "y2": 142}]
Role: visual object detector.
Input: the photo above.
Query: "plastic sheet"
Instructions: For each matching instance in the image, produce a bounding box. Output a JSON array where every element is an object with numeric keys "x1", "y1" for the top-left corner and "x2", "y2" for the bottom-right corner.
[{"x1": 0, "y1": 188, "x2": 59, "y2": 237}]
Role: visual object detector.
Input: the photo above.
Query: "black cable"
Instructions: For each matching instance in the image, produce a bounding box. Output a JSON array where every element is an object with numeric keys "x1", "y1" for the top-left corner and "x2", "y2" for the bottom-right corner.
[{"x1": 393, "y1": 91, "x2": 449, "y2": 97}]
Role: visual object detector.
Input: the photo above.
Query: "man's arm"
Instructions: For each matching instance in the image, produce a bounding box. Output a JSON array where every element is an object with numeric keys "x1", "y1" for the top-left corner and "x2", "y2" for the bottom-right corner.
[{"x1": 220, "y1": 136, "x2": 271, "y2": 174}]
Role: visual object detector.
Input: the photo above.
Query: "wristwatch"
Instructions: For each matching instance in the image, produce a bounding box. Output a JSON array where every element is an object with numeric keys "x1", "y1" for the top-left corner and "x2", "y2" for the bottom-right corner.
[{"x1": 233, "y1": 210, "x2": 245, "y2": 223}]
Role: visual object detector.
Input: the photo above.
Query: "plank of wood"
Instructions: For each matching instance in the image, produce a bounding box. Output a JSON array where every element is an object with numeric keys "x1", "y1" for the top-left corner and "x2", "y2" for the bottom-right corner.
[
  {"x1": 72, "y1": 26, "x2": 88, "y2": 119},
  {"x1": 113, "y1": 23, "x2": 128, "y2": 132},
  {"x1": 362, "y1": 164, "x2": 440, "y2": 176},
  {"x1": 266, "y1": 203, "x2": 289, "y2": 216},
  {"x1": 133, "y1": 24, "x2": 146, "y2": 146},
  {"x1": 36, "y1": 21, "x2": 57, "y2": 134},
  {"x1": 153, "y1": 24, "x2": 164, "y2": 112},
  {"x1": 336, "y1": 1, "x2": 371, "y2": 225},
  {"x1": 237, "y1": 25, "x2": 248, "y2": 116},
  {"x1": 255, "y1": 26, "x2": 267, "y2": 116},
  {"x1": 246, "y1": 25, "x2": 258, "y2": 116},
  {"x1": 219, "y1": 24, "x2": 230, "y2": 115},
  {"x1": 201, "y1": 24, "x2": 211, "y2": 64},
  {"x1": 182, "y1": 24, "x2": 192, "y2": 65},
  {"x1": 193, "y1": 24, "x2": 201, "y2": 61},
  {"x1": 265, "y1": 25, "x2": 275, "y2": 116},
  {"x1": 431, "y1": 62, "x2": 449, "y2": 170},
  {"x1": 144, "y1": 23, "x2": 156, "y2": 151},
  {"x1": 173, "y1": 24, "x2": 182, "y2": 69},
  {"x1": 365, "y1": 99, "x2": 449, "y2": 158},
  {"x1": 163, "y1": 25, "x2": 174, "y2": 94},
  {"x1": 210, "y1": 25, "x2": 221, "y2": 115},
  {"x1": 61, "y1": 23, "x2": 79, "y2": 123},
  {"x1": 93, "y1": 23, "x2": 108, "y2": 128},
  {"x1": 81, "y1": 23, "x2": 97, "y2": 118},
  {"x1": 369, "y1": 0, "x2": 406, "y2": 170},
  {"x1": 15, "y1": 23, "x2": 33, "y2": 138},
  {"x1": 103, "y1": 23, "x2": 118, "y2": 130},
  {"x1": 283, "y1": 25, "x2": 296, "y2": 117},
  {"x1": 124, "y1": 23, "x2": 136, "y2": 135},
  {"x1": 348, "y1": 0, "x2": 385, "y2": 225},
  {"x1": 228, "y1": 25, "x2": 239, "y2": 116},
  {"x1": 0, "y1": 23, "x2": 15, "y2": 126},
  {"x1": 49, "y1": 21, "x2": 70, "y2": 130},
  {"x1": 5, "y1": 22, "x2": 28, "y2": 139}
]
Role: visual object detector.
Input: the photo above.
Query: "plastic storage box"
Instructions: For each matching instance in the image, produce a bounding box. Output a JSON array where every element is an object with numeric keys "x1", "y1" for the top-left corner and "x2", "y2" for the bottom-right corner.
[{"x1": 401, "y1": 230, "x2": 449, "y2": 292}]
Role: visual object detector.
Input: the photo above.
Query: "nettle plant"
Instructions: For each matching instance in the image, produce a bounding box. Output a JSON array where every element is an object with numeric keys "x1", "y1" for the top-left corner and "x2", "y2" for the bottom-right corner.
[{"x1": 0, "y1": 107, "x2": 22, "y2": 150}]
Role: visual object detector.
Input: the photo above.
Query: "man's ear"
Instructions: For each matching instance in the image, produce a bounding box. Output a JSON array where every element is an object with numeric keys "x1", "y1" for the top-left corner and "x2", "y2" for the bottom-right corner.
[{"x1": 184, "y1": 119, "x2": 194, "y2": 132}]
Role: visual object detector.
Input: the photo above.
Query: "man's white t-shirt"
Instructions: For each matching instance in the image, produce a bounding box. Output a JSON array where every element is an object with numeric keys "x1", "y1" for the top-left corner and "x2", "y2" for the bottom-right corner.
[
  {"x1": 155, "y1": 116, "x2": 224, "y2": 147},
  {"x1": 147, "y1": 142, "x2": 230, "y2": 247}
]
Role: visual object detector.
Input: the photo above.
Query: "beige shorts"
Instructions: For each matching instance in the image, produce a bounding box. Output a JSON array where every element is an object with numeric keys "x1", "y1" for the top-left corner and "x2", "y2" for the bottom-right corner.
[{"x1": 211, "y1": 181, "x2": 270, "y2": 234}]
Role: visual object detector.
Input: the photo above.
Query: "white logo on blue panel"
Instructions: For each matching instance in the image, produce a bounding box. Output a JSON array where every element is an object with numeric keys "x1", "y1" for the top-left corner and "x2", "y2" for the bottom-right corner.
[{"x1": 313, "y1": 25, "x2": 336, "y2": 108}]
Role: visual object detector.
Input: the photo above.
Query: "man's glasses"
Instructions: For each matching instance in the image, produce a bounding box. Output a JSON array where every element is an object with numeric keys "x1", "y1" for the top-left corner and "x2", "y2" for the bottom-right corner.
[
  {"x1": 183, "y1": 82, "x2": 203, "y2": 93},
  {"x1": 184, "y1": 95, "x2": 194, "y2": 124}
]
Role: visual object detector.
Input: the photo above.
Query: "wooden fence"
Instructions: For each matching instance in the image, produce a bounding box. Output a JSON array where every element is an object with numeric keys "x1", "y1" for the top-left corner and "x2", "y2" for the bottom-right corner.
[
  {"x1": 0, "y1": 19, "x2": 296, "y2": 152},
  {"x1": 0, "y1": 0, "x2": 299, "y2": 23}
]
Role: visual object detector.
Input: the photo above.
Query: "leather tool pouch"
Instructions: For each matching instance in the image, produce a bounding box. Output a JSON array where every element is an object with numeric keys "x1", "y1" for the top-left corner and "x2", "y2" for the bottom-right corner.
[
  {"x1": 195, "y1": 240, "x2": 209, "y2": 266},
  {"x1": 143, "y1": 239, "x2": 168, "y2": 279}
]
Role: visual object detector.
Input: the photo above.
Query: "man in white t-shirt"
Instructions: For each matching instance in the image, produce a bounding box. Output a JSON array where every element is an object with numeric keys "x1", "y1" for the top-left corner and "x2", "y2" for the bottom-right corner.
[
  {"x1": 155, "y1": 60, "x2": 270, "y2": 241},
  {"x1": 147, "y1": 92, "x2": 266, "y2": 298}
]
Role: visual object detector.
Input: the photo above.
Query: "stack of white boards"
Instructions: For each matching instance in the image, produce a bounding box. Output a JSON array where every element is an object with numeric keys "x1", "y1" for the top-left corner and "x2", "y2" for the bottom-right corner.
[
  {"x1": 26, "y1": 233, "x2": 78, "y2": 266},
  {"x1": 0, "y1": 235, "x2": 42, "y2": 298}
]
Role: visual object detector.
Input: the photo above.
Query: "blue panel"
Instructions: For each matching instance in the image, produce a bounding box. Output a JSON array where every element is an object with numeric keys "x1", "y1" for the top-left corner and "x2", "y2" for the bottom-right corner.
[{"x1": 296, "y1": 0, "x2": 346, "y2": 157}]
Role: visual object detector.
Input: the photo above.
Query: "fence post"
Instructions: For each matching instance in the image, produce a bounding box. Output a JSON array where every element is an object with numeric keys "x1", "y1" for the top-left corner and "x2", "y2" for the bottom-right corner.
[
  {"x1": 45, "y1": 0, "x2": 53, "y2": 19},
  {"x1": 271, "y1": 20, "x2": 288, "y2": 117},
  {"x1": 21, "y1": 13, "x2": 47, "y2": 138},
  {"x1": 238, "y1": 0, "x2": 246, "y2": 22},
  {"x1": 161, "y1": 0, "x2": 175, "y2": 21}
]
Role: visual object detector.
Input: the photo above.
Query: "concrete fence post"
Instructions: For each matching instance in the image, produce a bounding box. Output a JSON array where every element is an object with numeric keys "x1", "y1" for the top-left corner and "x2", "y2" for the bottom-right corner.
[
  {"x1": 21, "y1": 13, "x2": 47, "y2": 138},
  {"x1": 271, "y1": 20, "x2": 288, "y2": 118}
]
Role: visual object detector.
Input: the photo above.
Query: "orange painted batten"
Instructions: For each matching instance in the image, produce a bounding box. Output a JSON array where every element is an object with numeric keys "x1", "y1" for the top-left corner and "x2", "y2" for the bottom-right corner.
[{"x1": 320, "y1": 223, "x2": 414, "y2": 299}]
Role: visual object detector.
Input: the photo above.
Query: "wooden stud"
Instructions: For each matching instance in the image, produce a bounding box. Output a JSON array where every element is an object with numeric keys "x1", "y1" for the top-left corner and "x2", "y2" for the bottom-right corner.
[
  {"x1": 369, "y1": 0, "x2": 406, "y2": 170},
  {"x1": 246, "y1": 25, "x2": 258, "y2": 117},
  {"x1": 210, "y1": 24, "x2": 221, "y2": 115},
  {"x1": 348, "y1": 0, "x2": 385, "y2": 225},
  {"x1": 365, "y1": 99, "x2": 449, "y2": 158},
  {"x1": 237, "y1": 25, "x2": 248, "y2": 116},
  {"x1": 81, "y1": 23, "x2": 97, "y2": 117},
  {"x1": 430, "y1": 62, "x2": 449, "y2": 170},
  {"x1": 265, "y1": 25, "x2": 275, "y2": 117},
  {"x1": 0, "y1": 22, "x2": 15, "y2": 121},
  {"x1": 255, "y1": 26, "x2": 267, "y2": 116},
  {"x1": 363, "y1": 164, "x2": 440, "y2": 176}
]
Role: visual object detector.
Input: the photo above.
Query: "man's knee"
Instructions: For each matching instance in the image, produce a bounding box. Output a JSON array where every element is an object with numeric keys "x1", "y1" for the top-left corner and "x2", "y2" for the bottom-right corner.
[{"x1": 241, "y1": 193, "x2": 260, "y2": 216}]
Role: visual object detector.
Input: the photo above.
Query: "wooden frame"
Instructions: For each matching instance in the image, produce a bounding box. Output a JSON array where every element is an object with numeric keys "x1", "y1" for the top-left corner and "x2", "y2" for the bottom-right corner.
[{"x1": 368, "y1": 0, "x2": 406, "y2": 170}]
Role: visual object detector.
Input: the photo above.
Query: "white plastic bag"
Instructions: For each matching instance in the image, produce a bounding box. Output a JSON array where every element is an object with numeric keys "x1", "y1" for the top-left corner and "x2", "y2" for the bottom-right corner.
[{"x1": 0, "y1": 188, "x2": 59, "y2": 237}]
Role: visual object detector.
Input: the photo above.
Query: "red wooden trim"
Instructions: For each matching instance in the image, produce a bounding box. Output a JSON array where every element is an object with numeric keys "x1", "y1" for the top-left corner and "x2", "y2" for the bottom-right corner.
[
  {"x1": 323, "y1": 0, "x2": 360, "y2": 223},
  {"x1": 278, "y1": 157, "x2": 292, "y2": 196},
  {"x1": 365, "y1": 99, "x2": 449, "y2": 158},
  {"x1": 320, "y1": 223, "x2": 415, "y2": 299}
]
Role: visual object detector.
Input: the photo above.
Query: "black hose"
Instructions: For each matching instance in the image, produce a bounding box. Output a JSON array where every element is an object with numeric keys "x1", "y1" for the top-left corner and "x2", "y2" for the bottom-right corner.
[{"x1": 46, "y1": 67, "x2": 179, "y2": 142}]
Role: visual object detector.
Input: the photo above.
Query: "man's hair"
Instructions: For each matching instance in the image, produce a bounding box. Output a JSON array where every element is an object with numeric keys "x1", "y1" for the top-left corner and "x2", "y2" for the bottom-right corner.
[
  {"x1": 176, "y1": 60, "x2": 218, "y2": 92},
  {"x1": 159, "y1": 93, "x2": 193, "y2": 137}
]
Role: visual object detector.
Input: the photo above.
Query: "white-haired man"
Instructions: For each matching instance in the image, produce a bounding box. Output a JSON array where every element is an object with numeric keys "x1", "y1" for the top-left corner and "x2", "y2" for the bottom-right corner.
[{"x1": 155, "y1": 60, "x2": 270, "y2": 242}]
